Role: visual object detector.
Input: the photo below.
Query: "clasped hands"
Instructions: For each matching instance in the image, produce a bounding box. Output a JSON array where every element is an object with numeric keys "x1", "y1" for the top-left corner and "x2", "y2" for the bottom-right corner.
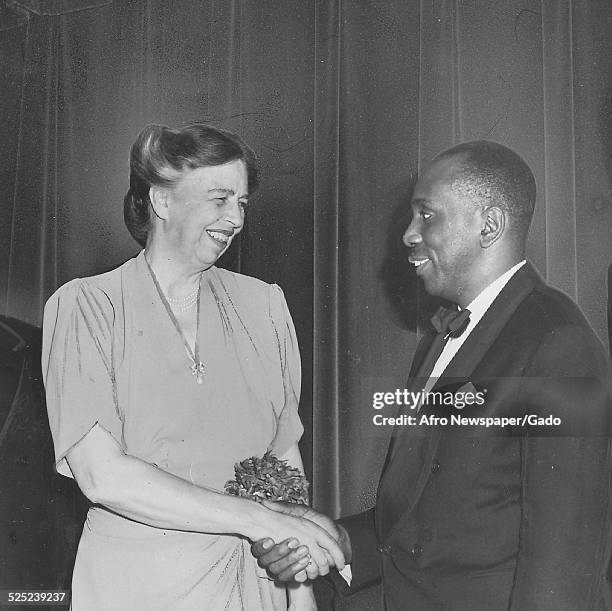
[{"x1": 252, "y1": 501, "x2": 351, "y2": 582}]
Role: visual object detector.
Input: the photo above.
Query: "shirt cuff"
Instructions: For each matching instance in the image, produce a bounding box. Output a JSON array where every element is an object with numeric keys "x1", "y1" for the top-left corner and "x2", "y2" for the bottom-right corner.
[{"x1": 338, "y1": 564, "x2": 352, "y2": 585}]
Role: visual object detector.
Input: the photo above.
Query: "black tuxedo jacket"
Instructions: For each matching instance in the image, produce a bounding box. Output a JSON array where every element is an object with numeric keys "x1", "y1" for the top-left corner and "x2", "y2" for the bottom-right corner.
[{"x1": 340, "y1": 263, "x2": 612, "y2": 610}]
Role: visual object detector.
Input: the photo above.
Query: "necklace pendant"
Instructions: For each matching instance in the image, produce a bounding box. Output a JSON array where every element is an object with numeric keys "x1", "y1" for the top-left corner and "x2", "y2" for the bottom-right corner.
[{"x1": 191, "y1": 362, "x2": 206, "y2": 384}]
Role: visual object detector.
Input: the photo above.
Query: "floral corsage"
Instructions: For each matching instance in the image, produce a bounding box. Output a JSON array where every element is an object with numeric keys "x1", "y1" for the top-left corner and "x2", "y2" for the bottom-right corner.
[{"x1": 224, "y1": 451, "x2": 309, "y2": 505}]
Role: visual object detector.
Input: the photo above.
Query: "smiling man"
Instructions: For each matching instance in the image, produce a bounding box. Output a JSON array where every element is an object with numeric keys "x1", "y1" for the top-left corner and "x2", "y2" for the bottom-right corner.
[
  {"x1": 253, "y1": 141, "x2": 612, "y2": 610},
  {"x1": 406, "y1": 148, "x2": 529, "y2": 308}
]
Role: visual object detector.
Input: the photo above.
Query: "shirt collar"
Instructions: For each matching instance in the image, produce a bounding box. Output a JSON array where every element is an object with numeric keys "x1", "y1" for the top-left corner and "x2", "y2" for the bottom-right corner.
[{"x1": 463, "y1": 260, "x2": 526, "y2": 327}]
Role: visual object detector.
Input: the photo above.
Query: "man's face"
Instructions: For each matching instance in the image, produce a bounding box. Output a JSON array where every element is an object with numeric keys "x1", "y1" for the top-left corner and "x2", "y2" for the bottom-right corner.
[{"x1": 403, "y1": 156, "x2": 483, "y2": 305}]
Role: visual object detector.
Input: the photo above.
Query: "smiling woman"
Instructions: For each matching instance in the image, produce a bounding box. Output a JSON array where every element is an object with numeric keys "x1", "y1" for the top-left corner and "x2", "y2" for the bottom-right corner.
[
  {"x1": 123, "y1": 124, "x2": 257, "y2": 250},
  {"x1": 41, "y1": 123, "x2": 343, "y2": 610}
]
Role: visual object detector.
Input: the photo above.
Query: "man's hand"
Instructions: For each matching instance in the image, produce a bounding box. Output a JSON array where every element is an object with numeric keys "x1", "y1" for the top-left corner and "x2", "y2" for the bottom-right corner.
[{"x1": 251, "y1": 502, "x2": 351, "y2": 582}]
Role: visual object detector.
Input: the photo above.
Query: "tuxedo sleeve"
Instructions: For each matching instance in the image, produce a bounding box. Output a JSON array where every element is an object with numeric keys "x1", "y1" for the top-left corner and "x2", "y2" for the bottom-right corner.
[
  {"x1": 509, "y1": 325, "x2": 612, "y2": 609},
  {"x1": 330, "y1": 508, "x2": 381, "y2": 594}
]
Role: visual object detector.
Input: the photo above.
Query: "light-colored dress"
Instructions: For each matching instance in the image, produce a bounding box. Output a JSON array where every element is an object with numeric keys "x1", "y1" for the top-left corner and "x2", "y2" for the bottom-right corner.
[{"x1": 42, "y1": 251, "x2": 303, "y2": 610}]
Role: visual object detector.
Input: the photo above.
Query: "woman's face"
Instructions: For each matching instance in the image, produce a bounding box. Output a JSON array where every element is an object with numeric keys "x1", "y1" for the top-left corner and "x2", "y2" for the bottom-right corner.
[{"x1": 159, "y1": 159, "x2": 249, "y2": 271}]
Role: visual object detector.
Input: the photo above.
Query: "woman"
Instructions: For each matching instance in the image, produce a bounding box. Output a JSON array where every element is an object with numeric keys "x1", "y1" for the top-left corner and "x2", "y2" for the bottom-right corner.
[{"x1": 42, "y1": 123, "x2": 343, "y2": 610}]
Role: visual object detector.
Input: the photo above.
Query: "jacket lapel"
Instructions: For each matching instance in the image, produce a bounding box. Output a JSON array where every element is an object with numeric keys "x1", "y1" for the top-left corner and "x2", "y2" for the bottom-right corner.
[
  {"x1": 408, "y1": 330, "x2": 437, "y2": 379},
  {"x1": 379, "y1": 263, "x2": 543, "y2": 539},
  {"x1": 433, "y1": 263, "x2": 540, "y2": 384},
  {"x1": 381, "y1": 329, "x2": 437, "y2": 466}
]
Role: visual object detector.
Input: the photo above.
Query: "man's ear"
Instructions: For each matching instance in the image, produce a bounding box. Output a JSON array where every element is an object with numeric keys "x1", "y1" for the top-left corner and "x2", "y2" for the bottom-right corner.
[
  {"x1": 149, "y1": 186, "x2": 170, "y2": 221},
  {"x1": 479, "y1": 206, "x2": 505, "y2": 247}
]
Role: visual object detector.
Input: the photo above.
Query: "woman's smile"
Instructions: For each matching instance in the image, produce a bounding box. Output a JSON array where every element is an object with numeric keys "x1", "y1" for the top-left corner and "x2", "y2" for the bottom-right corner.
[{"x1": 205, "y1": 228, "x2": 233, "y2": 247}]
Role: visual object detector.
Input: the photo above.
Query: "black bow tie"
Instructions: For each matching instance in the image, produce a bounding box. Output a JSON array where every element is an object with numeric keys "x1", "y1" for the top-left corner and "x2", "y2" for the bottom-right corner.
[{"x1": 430, "y1": 306, "x2": 471, "y2": 339}]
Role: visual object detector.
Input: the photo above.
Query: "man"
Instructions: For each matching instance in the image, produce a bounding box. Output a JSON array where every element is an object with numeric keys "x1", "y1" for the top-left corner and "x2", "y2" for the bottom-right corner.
[{"x1": 253, "y1": 141, "x2": 612, "y2": 609}]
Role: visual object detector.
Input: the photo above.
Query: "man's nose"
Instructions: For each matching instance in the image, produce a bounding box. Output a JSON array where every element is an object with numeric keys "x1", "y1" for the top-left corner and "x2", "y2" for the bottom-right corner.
[{"x1": 403, "y1": 219, "x2": 422, "y2": 247}]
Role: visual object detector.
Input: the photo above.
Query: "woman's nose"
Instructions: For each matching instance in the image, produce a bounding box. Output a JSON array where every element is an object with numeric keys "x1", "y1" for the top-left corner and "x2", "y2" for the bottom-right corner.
[{"x1": 224, "y1": 199, "x2": 244, "y2": 227}]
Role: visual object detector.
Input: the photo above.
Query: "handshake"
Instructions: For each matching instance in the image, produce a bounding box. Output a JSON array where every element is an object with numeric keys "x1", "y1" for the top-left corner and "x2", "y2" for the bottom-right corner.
[{"x1": 251, "y1": 501, "x2": 351, "y2": 582}]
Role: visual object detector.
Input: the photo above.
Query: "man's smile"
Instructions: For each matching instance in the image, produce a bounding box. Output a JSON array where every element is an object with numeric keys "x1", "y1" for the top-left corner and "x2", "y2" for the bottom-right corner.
[{"x1": 409, "y1": 256, "x2": 431, "y2": 274}]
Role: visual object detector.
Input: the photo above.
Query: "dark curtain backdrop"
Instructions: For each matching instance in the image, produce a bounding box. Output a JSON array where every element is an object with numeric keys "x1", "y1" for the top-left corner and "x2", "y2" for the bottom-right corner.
[{"x1": 2, "y1": 0, "x2": 612, "y2": 584}]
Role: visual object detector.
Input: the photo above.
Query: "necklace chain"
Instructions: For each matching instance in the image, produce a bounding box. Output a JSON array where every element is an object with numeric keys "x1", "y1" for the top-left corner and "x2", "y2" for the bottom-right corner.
[{"x1": 145, "y1": 258, "x2": 205, "y2": 384}]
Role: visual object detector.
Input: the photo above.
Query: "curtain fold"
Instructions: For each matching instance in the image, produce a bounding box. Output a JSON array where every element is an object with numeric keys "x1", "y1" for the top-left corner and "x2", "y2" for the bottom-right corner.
[
  {"x1": 418, "y1": 0, "x2": 464, "y2": 164},
  {"x1": 5, "y1": 12, "x2": 59, "y2": 323},
  {"x1": 572, "y1": 0, "x2": 612, "y2": 340},
  {"x1": 541, "y1": 0, "x2": 577, "y2": 297},
  {"x1": 312, "y1": 0, "x2": 341, "y2": 516}
]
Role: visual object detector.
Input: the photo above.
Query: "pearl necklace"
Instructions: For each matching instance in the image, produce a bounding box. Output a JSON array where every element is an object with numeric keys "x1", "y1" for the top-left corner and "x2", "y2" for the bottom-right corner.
[{"x1": 166, "y1": 288, "x2": 198, "y2": 312}]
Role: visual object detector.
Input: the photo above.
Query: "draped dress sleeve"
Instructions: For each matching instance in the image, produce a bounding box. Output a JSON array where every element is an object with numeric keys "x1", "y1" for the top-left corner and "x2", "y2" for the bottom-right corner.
[
  {"x1": 42, "y1": 278, "x2": 124, "y2": 478},
  {"x1": 266, "y1": 283, "x2": 304, "y2": 456}
]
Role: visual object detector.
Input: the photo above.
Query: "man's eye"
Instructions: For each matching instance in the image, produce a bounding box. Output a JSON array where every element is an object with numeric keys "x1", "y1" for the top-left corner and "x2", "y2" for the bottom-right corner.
[
  {"x1": 239, "y1": 200, "x2": 249, "y2": 209},
  {"x1": 421, "y1": 211, "x2": 432, "y2": 221}
]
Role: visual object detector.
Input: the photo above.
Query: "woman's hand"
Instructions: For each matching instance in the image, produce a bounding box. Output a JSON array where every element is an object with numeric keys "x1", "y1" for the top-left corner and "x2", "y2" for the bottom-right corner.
[
  {"x1": 248, "y1": 501, "x2": 345, "y2": 582},
  {"x1": 263, "y1": 501, "x2": 339, "y2": 539}
]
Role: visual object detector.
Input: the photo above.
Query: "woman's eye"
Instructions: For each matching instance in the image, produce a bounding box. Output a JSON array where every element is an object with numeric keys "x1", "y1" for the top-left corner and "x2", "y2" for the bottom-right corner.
[{"x1": 421, "y1": 211, "x2": 432, "y2": 221}]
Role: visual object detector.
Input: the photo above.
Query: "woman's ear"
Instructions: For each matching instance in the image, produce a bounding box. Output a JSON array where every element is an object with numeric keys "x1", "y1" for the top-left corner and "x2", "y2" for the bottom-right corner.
[
  {"x1": 479, "y1": 206, "x2": 505, "y2": 248},
  {"x1": 149, "y1": 186, "x2": 170, "y2": 221}
]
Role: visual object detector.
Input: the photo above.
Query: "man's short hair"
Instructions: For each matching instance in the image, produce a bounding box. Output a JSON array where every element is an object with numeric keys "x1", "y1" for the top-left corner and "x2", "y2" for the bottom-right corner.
[{"x1": 437, "y1": 140, "x2": 536, "y2": 241}]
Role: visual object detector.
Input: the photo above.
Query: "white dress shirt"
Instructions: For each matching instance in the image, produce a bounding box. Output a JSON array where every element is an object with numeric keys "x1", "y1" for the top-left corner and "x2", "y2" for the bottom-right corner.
[
  {"x1": 423, "y1": 260, "x2": 526, "y2": 393},
  {"x1": 340, "y1": 260, "x2": 526, "y2": 585}
]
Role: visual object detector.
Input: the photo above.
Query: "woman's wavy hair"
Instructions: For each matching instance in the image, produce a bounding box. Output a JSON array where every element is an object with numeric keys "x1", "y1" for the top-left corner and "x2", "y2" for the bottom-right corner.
[{"x1": 124, "y1": 123, "x2": 259, "y2": 246}]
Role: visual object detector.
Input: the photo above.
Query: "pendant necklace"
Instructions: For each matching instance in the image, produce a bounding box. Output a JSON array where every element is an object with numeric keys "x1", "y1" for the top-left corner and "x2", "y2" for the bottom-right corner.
[{"x1": 145, "y1": 258, "x2": 206, "y2": 384}]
